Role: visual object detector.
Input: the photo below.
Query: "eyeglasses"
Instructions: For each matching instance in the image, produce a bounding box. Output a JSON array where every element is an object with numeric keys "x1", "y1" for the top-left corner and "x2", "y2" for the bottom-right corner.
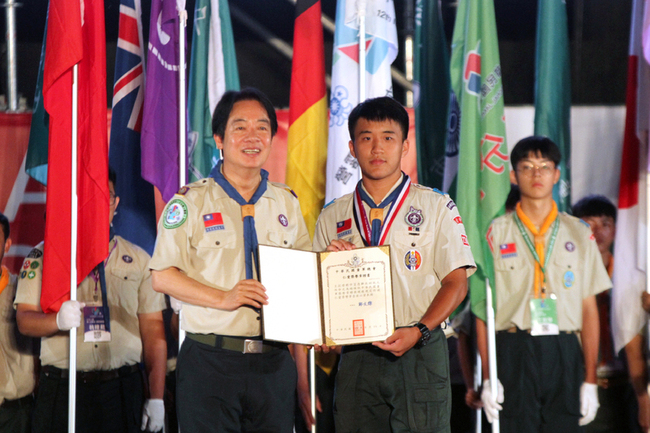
[
  {"x1": 109, "y1": 193, "x2": 117, "y2": 206},
  {"x1": 517, "y1": 163, "x2": 555, "y2": 176}
]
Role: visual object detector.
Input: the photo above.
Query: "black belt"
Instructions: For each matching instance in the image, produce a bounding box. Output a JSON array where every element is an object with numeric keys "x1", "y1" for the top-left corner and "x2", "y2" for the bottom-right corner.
[
  {"x1": 186, "y1": 333, "x2": 287, "y2": 354},
  {"x1": 1, "y1": 394, "x2": 33, "y2": 409},
  {"x1": 42, "y1": 364, "x2": 140, "y2": 383},
  {"x1": 497, "y1": 326, "x2": 580, "y2": 335}
]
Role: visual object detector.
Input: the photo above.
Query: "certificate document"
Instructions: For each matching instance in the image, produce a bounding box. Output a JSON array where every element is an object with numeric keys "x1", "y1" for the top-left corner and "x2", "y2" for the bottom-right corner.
[{"x1": 258, "y1": 245, "x2": 394, "y2": 346}]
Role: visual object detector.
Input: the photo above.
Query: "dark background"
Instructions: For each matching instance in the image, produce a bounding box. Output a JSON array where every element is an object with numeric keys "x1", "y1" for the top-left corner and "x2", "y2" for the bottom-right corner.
[{"x1": 0, "y1": 0, "x2": 632, "y2": 109}]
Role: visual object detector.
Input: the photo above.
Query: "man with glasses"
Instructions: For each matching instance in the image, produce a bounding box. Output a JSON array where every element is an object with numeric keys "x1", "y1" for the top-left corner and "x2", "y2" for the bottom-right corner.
[
  {"x1": 478, "y1": 136, "x2": 611, "y2": 433},
  {"x1": 14, "y1": 168, "x2": 167, "y2": 433}
]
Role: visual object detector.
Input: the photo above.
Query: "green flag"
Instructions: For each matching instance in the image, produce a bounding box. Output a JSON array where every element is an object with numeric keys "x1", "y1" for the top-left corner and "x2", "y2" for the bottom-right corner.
[
  {"x1": 451, "y1": 0, "x2": 510, "y2": 321},
  {"x1": 188, "y1": 0, "x2": 240, "y2": 182},
  {"x1": 534, "y1": 0, "x2": 571, "y2": 211},
  {"x1": 26, "y1": 24, "x2": 49, "y2": 185},
  {"x1": 413, "y1": 0, "x2": 450, "y2": 190}
]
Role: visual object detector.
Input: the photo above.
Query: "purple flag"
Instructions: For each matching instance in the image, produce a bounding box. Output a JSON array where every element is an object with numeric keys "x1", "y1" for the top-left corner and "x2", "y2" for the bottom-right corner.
[{"x1": 141, "y1": 0, "x2": 183, "y2": 202}]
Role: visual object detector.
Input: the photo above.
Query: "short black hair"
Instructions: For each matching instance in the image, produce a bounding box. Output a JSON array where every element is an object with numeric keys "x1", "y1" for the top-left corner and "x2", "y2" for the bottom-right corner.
[
  {"x1": 347, "y1": 97, "x2": 409, "y2": 142},
  {"x1": 108, "y1": 167, "x2": 116, "y2": 188},
  {"x1": 0, "y1": 211, "x2": 9, "y2": 242},
  {"x1": 211, "y1": 88, "x2": 278, "y2": 139},
  {"x1": 572, "y1": 195, "x2": 617, "y2": 222},
  {"x1": 505, "y1": 184, "x2": 520, "y2": 213},
  {"x1": 510, "y1": 136, "x2": 561, "y2": 169}
]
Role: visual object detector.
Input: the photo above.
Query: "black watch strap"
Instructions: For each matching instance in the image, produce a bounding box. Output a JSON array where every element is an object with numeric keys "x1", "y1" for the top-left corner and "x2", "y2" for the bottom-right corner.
[{"x1": 414, "y1": 322, "x2": 431, "y2": 347}]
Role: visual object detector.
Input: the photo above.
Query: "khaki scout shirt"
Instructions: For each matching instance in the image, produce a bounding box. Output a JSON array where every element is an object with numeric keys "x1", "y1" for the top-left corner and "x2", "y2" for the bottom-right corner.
[
  {"x1": 313, "y1": 179, "x2": 476, "y2": 327},
  {"x1": 0, "y1": 267, "x2": 36, "y2": 404},
  {"x1": 149, "y1": 178, "x2": 312, "y2": 336},
  {"x1": 14, "y1": 238, "x2": 166, "y2": 370},
  {"x1": 489, "y1": 212, "x2": 611, "y2": 331}
]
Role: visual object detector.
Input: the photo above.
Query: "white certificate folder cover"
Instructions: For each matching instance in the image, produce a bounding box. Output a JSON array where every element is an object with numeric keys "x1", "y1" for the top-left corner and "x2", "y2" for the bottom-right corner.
[{"x1": 258, "y1": 245, "x2": 394, "y2": 346}]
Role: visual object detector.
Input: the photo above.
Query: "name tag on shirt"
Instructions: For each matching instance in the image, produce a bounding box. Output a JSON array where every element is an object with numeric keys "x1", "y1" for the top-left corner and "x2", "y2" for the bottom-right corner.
[
  {"x1": 530, "y1": 297, "x2": 559, "y2": 336},
  {"x1": 83, "y1": 304, "x2": 111, "y2": 342}
]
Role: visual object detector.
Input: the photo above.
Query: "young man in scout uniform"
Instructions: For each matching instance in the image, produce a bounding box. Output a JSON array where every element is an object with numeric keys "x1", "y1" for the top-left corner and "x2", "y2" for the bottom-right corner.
[
  {"x1": 150, "y1": 88, "x2": 311, "y2": 432},
  {"x1": 478, "y1": 136, "x2": 611, "y2": 433},
  {"x1": 0, "y1": 212, "x2": 37, "y2": 433},
  {"x1": 14, "y1": 170, "x2": 167, "y2": 433},
  {"x1": 298, "y1": 96, "x2": 476, "y2": 433}
]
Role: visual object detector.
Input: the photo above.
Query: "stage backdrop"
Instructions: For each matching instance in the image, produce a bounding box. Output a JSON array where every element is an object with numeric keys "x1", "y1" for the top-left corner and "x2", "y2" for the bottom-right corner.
[{"x1": 0, "y1": 106, "x2": 624, "y2": 275}]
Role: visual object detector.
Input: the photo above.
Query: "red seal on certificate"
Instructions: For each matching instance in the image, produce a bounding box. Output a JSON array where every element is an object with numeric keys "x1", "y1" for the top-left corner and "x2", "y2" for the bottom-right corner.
[{"x1": 353, "y1": 319, "x2": 365, "y2": 336}]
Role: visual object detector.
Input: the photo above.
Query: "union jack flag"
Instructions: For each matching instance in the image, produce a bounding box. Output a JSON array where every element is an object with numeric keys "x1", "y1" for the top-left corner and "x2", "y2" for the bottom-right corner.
[{"x1": 108, "y1": 0, "x2": 157, "y2": 254}]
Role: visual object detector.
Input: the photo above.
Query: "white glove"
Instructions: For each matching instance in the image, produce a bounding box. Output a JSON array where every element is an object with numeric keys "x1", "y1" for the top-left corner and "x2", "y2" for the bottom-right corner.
[
  {"x1": 55, "y1": 301, "x2": 85, "y2": 331},
  {"x1": 579, "y1": 382, "x2": 599, "y2": 426},
  {"x1": 481, "y1": 379, "x2": 504, "y2": 423},
  {"x1": 169, "y1": 296, "x2": 182, "y2": 314},
  {"x1": 141, "y1": 398, "x2": 165, "y2": 432}
]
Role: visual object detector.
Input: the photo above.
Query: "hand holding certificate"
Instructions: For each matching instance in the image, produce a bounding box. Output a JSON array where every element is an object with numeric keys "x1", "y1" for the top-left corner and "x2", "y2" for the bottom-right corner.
[{"x1": 258, "y1": 244, "x2": 395, "y2": 346}]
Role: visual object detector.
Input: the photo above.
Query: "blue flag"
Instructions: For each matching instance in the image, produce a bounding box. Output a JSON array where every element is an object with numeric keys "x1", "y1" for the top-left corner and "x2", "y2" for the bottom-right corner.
[{"x1": 108, "y1": 0, "x2": 157, "y2": 254}]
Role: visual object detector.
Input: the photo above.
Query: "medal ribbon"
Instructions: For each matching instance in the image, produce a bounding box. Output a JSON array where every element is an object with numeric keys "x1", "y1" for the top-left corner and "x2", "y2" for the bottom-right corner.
[
  {"x1": 210, "y1": 160, "x2": 269, "y2": 280},
  {"x1": 353, "y1": 174, "x2": 411, "y2": 246},
  {"x1": 514, "y1": 202, "x2": 559, "y2": 299}
]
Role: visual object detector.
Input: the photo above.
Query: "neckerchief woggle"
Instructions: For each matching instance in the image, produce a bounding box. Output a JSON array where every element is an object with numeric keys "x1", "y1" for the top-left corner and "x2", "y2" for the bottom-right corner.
[
  {"x1": 89, "y1": 228, "x2": 117, "y2": 332},
  {"x1": 513, "y1": 203, "x2": 560, "y2": 299},
  {"x1": 353, "y1": 174, "x2": 411, "y2": 246},
  {"x1": 210, "y1": 160, "x2": 268, "y2": 280}
]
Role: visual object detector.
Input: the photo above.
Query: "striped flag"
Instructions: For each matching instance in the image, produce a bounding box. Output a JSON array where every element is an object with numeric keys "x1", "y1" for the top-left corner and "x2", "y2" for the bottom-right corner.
[
  {"x1": 611, "y1": 0, "x2": 650, "y2": 353},
  {"x1": 286, "y1": 0, "x2": 328, "y2": 236},
  {"x1": 41, "y1": 0, "x2": 109, "y2": 313},
  {"x1": 534, "y1": 0, "x2": 572, "y2": 212},
  {"x1": 187, "y1": 0, "x2": 240, "y2": 183},
  {"x1": 108, "y1": 0, "x2": 157, "y2": 254},
  {"x1": 325, "y1": 0, "x2": 398, "y2": 202},
  {"x1": 450, "y1": 0, "x2": 510, "y2": 321}
]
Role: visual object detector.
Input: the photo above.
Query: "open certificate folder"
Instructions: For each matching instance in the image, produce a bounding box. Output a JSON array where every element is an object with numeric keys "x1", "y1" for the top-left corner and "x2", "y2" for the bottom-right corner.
[{"x1": 258, "y1": 245, "x2": 395, "y2": 346}]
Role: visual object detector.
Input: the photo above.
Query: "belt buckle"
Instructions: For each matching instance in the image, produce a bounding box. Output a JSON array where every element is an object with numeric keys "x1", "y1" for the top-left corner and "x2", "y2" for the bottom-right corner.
[{"x1": 243, "y1": 339, "x2": 263, "y2": 354}]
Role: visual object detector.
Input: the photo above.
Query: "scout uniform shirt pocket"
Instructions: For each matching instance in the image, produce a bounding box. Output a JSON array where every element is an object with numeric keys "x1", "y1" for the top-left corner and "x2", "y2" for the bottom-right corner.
[
  {"x1": 195, "y1": 230, "x2": 237, "y2": 250},
  {"x1": 265, "y1": 231, "x2": 296, "y2": 248},
  {"x1": 552, "y1": 246, "x2": 579, "y2": 292},
  {"x1": 494, "y1": 251, "x2": 528, "y2": 296},
  {"x1": 392, "y1": 232, "x2": 434, "y2": 273},
  {"x1": 109, "y1": 268, "x2": 140, "y2": 316}
]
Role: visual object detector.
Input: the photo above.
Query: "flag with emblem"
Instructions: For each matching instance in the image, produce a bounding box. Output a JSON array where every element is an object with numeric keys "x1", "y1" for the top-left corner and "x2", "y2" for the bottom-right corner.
[
  {"x1": 203, "y1": 212, "x2": 224, "y2": 231},
  {"x1": 337, "y1": 218, "x2": 352, "y2": 237},
  {"x1": 325, "y1": 0, "x2": 398, "y2": 202},
  {"x1": 450, "y1": 0, "x2": 510, "y2": 321},
  {"x1": 108, "y1": 0, "x2": 157, "y2": 254},
  {"x1": 413, "y1": 0, "x2": 450, "y2": 190},
  {"x1": 611, "y1": 0, "x2": 649, "y2": 353},
  {"x1": 188, "y1": 0, "x2": 240, "y2": 183},
  {"x1": 141, "y1": 0, "x2": 186, "y2": 202},
  {"x1": 534, "y1": 0, "x2": 571, "y2": 212},
  {"x1": 41, "y1": 0, "x2": 109, "y2": 313},
  {"x1": 286, "y1": 0, "x2": 328, "y2": 237}
]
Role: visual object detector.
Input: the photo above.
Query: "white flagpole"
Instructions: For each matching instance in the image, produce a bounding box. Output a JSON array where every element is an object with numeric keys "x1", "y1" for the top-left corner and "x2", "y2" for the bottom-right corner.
[
  {"x1": 358, "y1": 0, "x2": 366, "y2": 102},
  {"x1": 486, "y1": 279, "x2": 500, "y2": 433},
  {"x1": 310, "y1": 348, "x2": 317, "y2": 433},
  {"x1": 68, "y1": 62, "x2": 79, "y2": 433},
  {"x1": 178, "y1": 3, "x2": 188, "y2": 353},
  {"x1": 475, "y1": 352, "x2": 482, "y2": 433}
]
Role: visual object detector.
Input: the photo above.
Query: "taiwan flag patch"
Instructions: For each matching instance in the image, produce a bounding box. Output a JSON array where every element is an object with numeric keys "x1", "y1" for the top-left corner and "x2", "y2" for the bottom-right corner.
[
  {"x1": 500, "y1": 243, "x2": 517, "y2": 258},
  {"x1": 203, "y1": 213, "x2": 225, "y2": 232},
  {"x1": 337, "y1": 219, "x2": 352, "y2": 238}
]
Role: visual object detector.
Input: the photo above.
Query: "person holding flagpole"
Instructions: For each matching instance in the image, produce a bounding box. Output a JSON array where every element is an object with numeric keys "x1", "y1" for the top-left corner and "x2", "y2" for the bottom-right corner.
[
  {"x1": 301, "y1": 96, "x2": 475, "y2": 433},
  {"x1": 150, "y1": 88, "x2": 311, "y2": 432},
  {"x1": 14, "y1": 169, "x2": 168, "y2": 433},
  {"x1": 477, "y1": 136, "x2": 610, "y2": 432}
]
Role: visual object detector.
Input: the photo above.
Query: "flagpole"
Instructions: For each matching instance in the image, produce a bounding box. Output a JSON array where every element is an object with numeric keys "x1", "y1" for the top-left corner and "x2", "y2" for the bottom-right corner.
[
  {"x1": 485, "y1": 279, "x2": 500, "y2": 433},
  {"x1": 358, "y1": 0, "x2": 366, "y2": 102},
  {"x1": 475, "y1": 352, "x2": 482, "y2": 433},
  {"x1": 310, "y1": 347, "x2": 317, "y2": 433},
  {"x1": 178, "y1": 3, "x2": 188, "y2": 352},
  {"x1": 68, "y1": 62, "x2": 79, "y2": 433}
]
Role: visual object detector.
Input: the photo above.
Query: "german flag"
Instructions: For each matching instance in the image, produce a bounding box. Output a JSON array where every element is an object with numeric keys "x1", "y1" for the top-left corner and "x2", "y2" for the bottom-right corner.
[{"x1": 286, "y1": 0, "x2": 328, "y2": 238}]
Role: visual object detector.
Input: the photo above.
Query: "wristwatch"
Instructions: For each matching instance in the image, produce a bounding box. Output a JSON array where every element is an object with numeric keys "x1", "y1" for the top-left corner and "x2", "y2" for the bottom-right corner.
[{"x1": 414, "y1": 322, "x2": 431, "y2": 347}]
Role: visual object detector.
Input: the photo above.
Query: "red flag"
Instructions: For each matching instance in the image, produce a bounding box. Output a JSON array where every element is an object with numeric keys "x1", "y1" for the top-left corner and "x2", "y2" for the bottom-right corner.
[{"x1": 41, "y1": 0, "x2": 109, "y2": 313}]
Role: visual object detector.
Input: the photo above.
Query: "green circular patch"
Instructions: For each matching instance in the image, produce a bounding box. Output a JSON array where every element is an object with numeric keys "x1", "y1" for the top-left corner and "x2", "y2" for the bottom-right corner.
[
  {"x1": 163, "y1": 199, "x2": 188, "y2": 229},
  {"x1": 30, "y1": 261, "x2": 40, "y2": 269},
  {"x1": 28, "y1": 271, "x2": 36, "y2": 279}
]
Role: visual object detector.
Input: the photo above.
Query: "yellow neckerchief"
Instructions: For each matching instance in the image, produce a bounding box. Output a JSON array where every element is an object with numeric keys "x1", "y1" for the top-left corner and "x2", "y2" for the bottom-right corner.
[
  {"x1": 0, "y1": 266, "x2": 9, "y2": 297},
  {"x1": 515, "y1": 201, "x2": 558, "y2": 299},
  {"x1": 606, "y1": 255, "x2": 614, "y2": 279}
]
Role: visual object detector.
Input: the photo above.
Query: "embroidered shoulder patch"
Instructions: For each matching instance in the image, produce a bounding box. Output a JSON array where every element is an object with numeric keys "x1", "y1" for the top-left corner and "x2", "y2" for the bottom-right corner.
[
  {"x1": 284, "y1": 187, "x2": 298, "y2": 198},
  {"x1": 163, "y1": 199, "x2": 188, "y2": 229},
  {"x1": 27, "y1": 248, "x2": 43, "y2": 259}
]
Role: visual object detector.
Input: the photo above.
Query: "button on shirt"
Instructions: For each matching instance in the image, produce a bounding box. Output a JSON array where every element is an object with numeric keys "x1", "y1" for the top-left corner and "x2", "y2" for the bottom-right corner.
[
  {"x1": 313, "y1": 179, "x2": 476, "y2": 327},
  {"x1": 14, "y1": 239, "x2": 166, "y2": 370},
  {"x1": 489, "y1": 213, "x2": 611, "y2": 331},
  {"x1": 149, "y1": 178, "x2": 312, "y2": 336}
]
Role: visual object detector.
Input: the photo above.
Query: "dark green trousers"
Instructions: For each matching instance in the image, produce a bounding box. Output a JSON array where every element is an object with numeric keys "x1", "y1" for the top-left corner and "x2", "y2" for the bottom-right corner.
[{"x1": 335, "y1": 327, "x2": 451, "y2": 433}]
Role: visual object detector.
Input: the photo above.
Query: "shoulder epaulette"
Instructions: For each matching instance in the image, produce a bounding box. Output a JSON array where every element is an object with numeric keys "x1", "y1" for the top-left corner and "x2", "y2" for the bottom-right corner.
[{"x1": 323, "y1": 199, "x2": 336, "y2": 209}]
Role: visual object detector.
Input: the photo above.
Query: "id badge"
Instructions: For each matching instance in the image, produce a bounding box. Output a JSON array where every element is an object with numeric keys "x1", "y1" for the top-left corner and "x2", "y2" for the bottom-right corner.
[
  {"x1": 83, "y1": 305, "x2": 111, "y2": 342},
  {"x1": 529, "y1": 296, "x2": 559, "y2": 336}
]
